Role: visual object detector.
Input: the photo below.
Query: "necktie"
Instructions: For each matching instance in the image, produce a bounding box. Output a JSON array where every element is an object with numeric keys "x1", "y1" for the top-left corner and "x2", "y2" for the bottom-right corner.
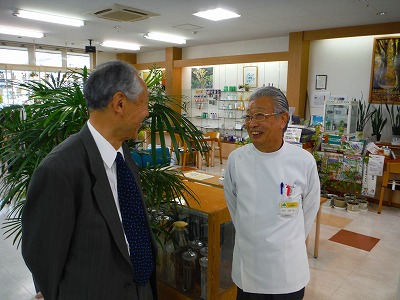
[{"x1": 115, "y1": 152, "x2": 154, "y2": 286}]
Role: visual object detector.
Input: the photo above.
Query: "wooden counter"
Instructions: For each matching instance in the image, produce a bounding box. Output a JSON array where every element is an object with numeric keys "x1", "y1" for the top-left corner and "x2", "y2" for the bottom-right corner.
[{"x1": 157, "y1": 181, "x2": 236, "y2": 300}]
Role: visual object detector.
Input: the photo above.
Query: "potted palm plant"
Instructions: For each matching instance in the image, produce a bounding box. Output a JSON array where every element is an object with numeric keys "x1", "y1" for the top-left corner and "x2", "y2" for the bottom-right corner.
[
  {"x1": 385, "y1": 103, "x2": 400, "y2": 145},
  {"x1": 0, "y1": 65, "x2": 208, "y2": 247},
  {"x1": 371, "y1": 103, "x2": 387, "y2": 142}
]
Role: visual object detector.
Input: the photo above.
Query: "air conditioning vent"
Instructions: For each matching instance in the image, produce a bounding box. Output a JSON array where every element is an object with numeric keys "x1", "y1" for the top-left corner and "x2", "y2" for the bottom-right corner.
[{"x1": 88, "y1": 4, "x2": 159, "y2": 22}]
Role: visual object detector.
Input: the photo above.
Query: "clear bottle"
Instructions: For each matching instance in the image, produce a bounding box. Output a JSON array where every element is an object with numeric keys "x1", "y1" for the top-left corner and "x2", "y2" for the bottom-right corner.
[
  {"x1": 164, "y1": 242, "x2": 175, "y2": 284},
  {"x1": 189, "y1": 239, "x2": 205, "y2": 291},
  {"x1": 171, "y1": 221, "x2": 189, "y2": 290},
  {"x1": 182, "y1": 248, "x2": 197, "y2": 293},
  {"x1": 199, "y1": 247, "x2": 208, "y2": 299}
]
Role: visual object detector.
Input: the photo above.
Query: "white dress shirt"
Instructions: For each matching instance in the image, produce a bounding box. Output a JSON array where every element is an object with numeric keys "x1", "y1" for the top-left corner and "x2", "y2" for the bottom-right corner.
[{"x1": 87, "y1": 120, "x2": 130, "y2": 251}]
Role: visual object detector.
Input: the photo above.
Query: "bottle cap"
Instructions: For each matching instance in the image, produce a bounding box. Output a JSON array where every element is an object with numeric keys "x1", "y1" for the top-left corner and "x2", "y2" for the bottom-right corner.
[
  {"x1": 182, "y1": 248, "x2": 197, "y2": 261},
  {"x1": 173, "y1": 221, "x2": 188, "y2": 229}
]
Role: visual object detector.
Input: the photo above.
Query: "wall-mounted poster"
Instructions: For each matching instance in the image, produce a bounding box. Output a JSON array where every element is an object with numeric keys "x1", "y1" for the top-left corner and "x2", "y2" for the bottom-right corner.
[
  {"x1": 370, "y1": 36, "x2": 400, "y2": 104},
  {"x1": 243, "y1": 66, "x2": 258, "y2": 88},
  {"x1": 191, "y1": 67, "x2": 213, "y2": 89}
]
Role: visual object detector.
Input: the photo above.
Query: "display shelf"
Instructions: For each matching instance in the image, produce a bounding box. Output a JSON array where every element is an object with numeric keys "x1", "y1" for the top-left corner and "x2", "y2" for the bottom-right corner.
[
  {"x1": 157, "y1": 181, "x2": 236, "y2": 300},
  {"x1": 323, "y1": 100, "x2": 358, "y2": 135},
  {"x1": 189, "y1": 89, "x2": 247, "y2": 137}
]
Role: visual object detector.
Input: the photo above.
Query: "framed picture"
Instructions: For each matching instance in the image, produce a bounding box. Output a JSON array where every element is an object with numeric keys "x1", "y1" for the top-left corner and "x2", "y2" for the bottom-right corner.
[
  {"x1": 369, "y1": 36, "x2": 400, "y2": 104},
  {"x1": 191, "y1": 67, "x2": 213, "y2": 89},
  {"x1": 243, "y1": 66, "x2": 258, "y2": 88},
  {"x1": 315, "y1": 75, "x2": 327, "y2": 90}
]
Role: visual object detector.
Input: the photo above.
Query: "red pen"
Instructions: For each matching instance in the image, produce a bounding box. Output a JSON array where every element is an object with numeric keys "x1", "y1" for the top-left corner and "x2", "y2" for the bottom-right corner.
[{"x1": 286, "y1": 185, "x2": 290, "y2": 197}]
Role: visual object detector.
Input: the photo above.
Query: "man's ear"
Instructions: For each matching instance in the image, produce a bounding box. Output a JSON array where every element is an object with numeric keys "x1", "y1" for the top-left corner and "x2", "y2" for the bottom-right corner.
[
  {"x1": 111, "y1": 92, "x2": 125, "y2": 114},
  {"x1": 281, "y1": 112, "x2": 289, "y2": 128}
]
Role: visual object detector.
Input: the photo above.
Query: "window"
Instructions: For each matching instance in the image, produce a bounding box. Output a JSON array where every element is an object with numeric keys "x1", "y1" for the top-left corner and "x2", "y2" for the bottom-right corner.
[
  {"x1": 0, "y1": 47, "x2": 29, "y2": 64},
  {"x1": 67, "y1": 52, "x2": 90, "y2": 68},
  {"x1": 35, "y1": 50, "x2": 62, "y2": 67}
]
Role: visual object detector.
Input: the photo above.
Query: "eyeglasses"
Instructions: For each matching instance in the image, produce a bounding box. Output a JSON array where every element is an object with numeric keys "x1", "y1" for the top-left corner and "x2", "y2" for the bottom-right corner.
[{"x1": 242, "y1": 112, "x2": 280, "y2": 123}]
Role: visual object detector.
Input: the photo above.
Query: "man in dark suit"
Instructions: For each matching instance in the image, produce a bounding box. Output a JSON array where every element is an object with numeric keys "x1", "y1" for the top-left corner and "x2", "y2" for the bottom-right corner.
[{"x1": 22, "y1": 60, "x2": 158, "y2": 300}]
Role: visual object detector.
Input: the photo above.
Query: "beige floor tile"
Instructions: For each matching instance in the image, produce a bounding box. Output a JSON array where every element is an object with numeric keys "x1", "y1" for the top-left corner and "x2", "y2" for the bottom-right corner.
[
  {"x1": 304, "y1": 277, "x2": 337, "y2": 300},
  {"x1": 339, "y1": 268, "x2": 398, "y2": 299},
  {"x1": 328, "y1": 287, "x2": 376, "y2": 300}
]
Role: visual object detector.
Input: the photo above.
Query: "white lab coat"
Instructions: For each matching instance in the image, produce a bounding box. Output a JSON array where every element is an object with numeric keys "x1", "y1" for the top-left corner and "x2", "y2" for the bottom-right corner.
[{"x1": 224, "y1": 142, "x2": 320, "y2": 294}]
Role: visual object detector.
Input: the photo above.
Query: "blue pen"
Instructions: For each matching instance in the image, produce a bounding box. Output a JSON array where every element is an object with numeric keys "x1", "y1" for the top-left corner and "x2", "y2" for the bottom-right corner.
[{"x1": 280, "y1": 182, "x2": 284, "y2": 195}]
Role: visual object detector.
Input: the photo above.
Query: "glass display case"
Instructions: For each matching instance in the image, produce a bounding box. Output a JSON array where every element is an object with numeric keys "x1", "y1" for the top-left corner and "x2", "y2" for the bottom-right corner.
[
  {"x1": 188, "y1": 89, "x2": 247, "y2": 141},
  {"x1": 323, "y1": 100, "x2": 358, "y2": 135},
  {"x1": 156, "y1": 181, "x2": 236, "y2": 300}
]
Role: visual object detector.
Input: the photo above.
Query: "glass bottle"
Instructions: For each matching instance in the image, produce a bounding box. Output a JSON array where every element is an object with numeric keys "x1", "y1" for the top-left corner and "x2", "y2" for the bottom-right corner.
[
  {"x1": 170, "y1": 221, "x2": 189, "y2": 290},
  {"x1": 164, "y1": 242, "x2": 175, "y2": 284},
  {"x1": 182, "y1": 248, "x2": 197, "y2": 293},
  {"x1": 189, "y1": 239, "x2": 205, "y2": 291},
  {"x1": 199, "y1": 247, "x2": 208, "y2": 299}
]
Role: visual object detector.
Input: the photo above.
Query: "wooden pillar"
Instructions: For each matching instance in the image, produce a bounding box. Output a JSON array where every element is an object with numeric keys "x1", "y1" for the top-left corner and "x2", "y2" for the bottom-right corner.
[
  {"x1": 116, "y1": 53, "x2": 137, "y2": 65},
  {"x1": 286, "y1": 32, "x2": 310, "y2": 118},
  {"x1": 90, "y1": 52, "x2": 97, "y2": 68},
  {"x1": 165, "y1": 47, "x2": 182, "y2": 113}
]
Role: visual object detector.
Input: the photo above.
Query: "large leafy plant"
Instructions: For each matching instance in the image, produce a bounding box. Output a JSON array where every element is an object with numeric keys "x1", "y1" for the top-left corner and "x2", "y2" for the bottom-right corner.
[
  {"x1": 0, "y1": 66, "x2": 207, "y2": 247},
  {"x1": 385, "y1": 102, "x2": 400, "y2": 136}
]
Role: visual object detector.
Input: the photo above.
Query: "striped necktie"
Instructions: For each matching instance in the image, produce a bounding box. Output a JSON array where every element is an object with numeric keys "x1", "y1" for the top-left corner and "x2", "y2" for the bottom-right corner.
[{"x1": 115, "y1": 152, "x2": 154, "y2": 285}]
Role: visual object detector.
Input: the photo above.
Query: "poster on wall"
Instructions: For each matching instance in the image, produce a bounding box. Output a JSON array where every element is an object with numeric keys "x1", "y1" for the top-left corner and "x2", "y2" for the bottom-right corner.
[
  {"x1": 369, "y1": 36, "x2": 400, "y2": 104},
  {"x1": 191, "y1": 67, "x2": 213, "y2": 89},
  {"x1": 243, "y1": 66, "x2": 258, "y2": 88}
]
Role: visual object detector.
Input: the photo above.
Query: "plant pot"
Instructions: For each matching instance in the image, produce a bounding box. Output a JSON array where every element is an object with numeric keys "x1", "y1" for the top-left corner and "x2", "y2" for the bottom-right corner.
[
  {"x1": 392, "y1": 135, "x2": 400, "y2": 145},
  {"x1": 358, "y1": 199, "x2": 368, "y2": 211},
  {"x1": 346, "y1": 200, "x2": 360, "y2": 213},
  {"x1": 371, "y1": 134, "x2": 381, "y2": 142},
  {"x1": 356, "y1": 196, "x2": 368, "y2": 211},
  {"x1": 333, "y1": 197, "x2": 346, "y2": 209}
]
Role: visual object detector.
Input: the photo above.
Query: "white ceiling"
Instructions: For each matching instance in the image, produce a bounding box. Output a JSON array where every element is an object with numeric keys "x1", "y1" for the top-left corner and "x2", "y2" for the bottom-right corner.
[{"x1": 0, "y1": 0, "x2": 399, "y2": 53}]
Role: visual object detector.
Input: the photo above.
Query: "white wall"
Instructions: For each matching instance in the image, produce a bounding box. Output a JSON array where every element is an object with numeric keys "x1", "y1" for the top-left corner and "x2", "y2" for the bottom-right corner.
[
  {"x1": 97, "y1": 52, "x2": 117, "y2": 65},
  {"x1": 137, "y1": 50, "x2": 165, "y2": 64},
  {"x1": 135, "y1": 36, "x2": 289, "y2": 63},
  {"x1": 308, "y1": 36, "x2": 392, "y2": 142},
  {"x1": 182, "y1": 36, "x2": 289, "y2": 59},
  {"x1": 182, "y1": 62, "x2": 288, "y2": 92}
]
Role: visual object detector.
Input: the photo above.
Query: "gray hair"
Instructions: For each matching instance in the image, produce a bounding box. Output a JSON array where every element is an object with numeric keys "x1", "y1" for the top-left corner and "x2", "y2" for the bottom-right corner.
[
  {"x1": 248, "y1": 86, "x2": 289, "y2": 132},
  {"x1": 83, "y1": 60, "x2": 143, "y2": 110}
]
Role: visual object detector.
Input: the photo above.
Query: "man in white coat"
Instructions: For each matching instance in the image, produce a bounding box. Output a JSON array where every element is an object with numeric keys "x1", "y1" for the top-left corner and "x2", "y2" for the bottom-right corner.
[{"x1": 224, "y1": 86, "x2": 320, "y2": 300}]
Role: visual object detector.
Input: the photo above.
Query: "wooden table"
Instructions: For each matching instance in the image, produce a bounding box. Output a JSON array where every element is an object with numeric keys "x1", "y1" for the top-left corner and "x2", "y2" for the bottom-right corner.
[
  {"x1": 313, "y1": 197, "x2": 327, "y2": 258},
  {"x1": 181, "y1": 170, "x2": 223, "y2": 189}
]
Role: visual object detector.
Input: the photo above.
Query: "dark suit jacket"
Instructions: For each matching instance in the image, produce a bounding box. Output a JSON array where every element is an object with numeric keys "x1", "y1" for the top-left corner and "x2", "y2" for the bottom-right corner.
[{"x1": 22, "y1": 123, "x2": 158, "y2": 300}]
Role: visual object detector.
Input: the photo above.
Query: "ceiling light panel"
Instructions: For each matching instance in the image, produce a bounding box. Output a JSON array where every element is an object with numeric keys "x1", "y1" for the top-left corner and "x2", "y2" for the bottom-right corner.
[
  {"x1": 193, "y1": 8, "x2": 241, "y2": 21},
  {"x1": 143, "y1": 32, "x2": 186, "y2": 44},
  {"x1": 0, "y1": 26, "x2": 44, "y2": 38},
  {"x1": 13, "y1": 9, "x2": 84, "y2": 27},
  {"x1": 101, "y1": 41, "x2": 140, "y2": 51}
]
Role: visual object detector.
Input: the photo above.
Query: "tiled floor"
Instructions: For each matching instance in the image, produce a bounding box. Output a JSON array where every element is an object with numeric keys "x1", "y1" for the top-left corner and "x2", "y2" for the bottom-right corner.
[{"x1": 1, "y1": 158, "x2": 400, "y2": 299}]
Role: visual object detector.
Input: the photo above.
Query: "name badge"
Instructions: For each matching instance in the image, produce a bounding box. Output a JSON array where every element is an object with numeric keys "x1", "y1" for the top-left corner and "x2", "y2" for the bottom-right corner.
[{"x1": 279, "y1": 201, "x2": 299, "y2": 216}]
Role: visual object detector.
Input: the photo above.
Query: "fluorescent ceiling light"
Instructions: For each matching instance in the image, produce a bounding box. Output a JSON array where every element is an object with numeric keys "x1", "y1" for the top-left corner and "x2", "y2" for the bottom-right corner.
[
  {"x1": 143, "y1": 32, "x2": 186, "y2": 44},
  {"x1": 101, "y1": 41, "x2": 140, "y2": 51},
  {"x1": 0, "y1": 26, "x2": 44, "y2": 38},
  {"x1": 193, "y1": 8, "x2": 241, "y2": 21},
  {"x1": 13, "y1": 9, "x2": 84, "y2": 27}
]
